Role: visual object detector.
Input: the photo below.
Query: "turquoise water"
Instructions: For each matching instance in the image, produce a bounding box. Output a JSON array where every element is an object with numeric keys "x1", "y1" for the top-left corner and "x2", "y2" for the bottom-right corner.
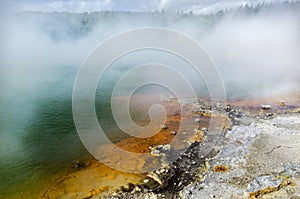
[
  {"x1": 0, "y1": 57, "x2": 179, "y2": 198},
  {"x1": 0, "y1": 66, "x2": 93, "y2": 197}
]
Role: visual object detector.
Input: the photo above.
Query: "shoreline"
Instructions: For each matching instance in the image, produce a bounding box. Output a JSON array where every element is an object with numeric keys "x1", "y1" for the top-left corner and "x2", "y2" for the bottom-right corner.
[{"x1": 40, "y1": 94, "x2": 300, "y2": 199}]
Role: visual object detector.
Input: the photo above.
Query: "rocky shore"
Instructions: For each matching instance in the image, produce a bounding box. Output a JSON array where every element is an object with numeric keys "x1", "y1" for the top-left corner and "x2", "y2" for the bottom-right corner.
[
  {"x1": 40, "y1": 96, "x2": 300, "y2": 199},
  {"x1": 106, "y1": 100, "x2": 300, "y2": 199}
]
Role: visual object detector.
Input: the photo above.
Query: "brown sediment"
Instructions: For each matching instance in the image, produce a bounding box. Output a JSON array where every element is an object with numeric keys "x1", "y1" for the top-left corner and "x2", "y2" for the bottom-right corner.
[
  {"x1": 213, "y1": 165, "x2": 230, "y2": 172},
  {"x1": 83, "y1": 186, "x2": 110, "y2": 199},
  {"x1": 40, "y1": 158, "x2": 145, "y2": 199},
  {"x1": 114, "y1": 101, "x2": 196, "y2": 152},
  {"x1": 248, "y1": 179, "x2": 295, "y2": 199}
]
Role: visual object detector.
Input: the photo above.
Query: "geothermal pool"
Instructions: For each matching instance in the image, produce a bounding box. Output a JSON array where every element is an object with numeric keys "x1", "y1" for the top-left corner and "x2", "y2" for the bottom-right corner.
[{"x1": 0, "y1": 2, "x2": 299, "y2": 198}]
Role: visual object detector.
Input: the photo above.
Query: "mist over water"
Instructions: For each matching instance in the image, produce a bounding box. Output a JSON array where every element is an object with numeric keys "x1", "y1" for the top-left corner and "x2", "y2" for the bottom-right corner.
[
  {"x1": 0, "y1": 1, "x2": 299, "y2": 197},
  {"x1": 2, "y1": 2, "x2": 300, "y2": 99}
]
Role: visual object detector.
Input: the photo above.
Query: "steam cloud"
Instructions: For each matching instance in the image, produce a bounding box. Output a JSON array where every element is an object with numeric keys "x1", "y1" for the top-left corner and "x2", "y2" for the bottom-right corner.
[{"x1": 1, "y1": 2, "x2": 299, "y2": 99}]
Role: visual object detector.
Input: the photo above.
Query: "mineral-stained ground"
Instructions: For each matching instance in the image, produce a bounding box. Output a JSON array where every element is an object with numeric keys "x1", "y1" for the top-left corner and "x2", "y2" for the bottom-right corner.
[
  {"x1": 41, "y1": 96, "x2": 300, "y2": 199},
  {"x1": 106, "y1": 98, "x2": 300, "y2": 199}
]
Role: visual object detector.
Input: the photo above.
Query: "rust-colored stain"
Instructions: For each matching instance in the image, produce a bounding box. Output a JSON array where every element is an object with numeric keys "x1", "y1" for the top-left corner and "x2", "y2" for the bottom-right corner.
[
  {"x1": 40, "y1": 95, "x2": 232, "y2": 199},
  {"x1": 84, "y1": 186, "x2": 110, "y2": 199},
  {"x1": 248, "y1": 179, "x2": 295, "y2": 199},
  {"x1": 106, "y1": 96, "x2": 205, "y2": 152},
  {"x1": 213, "y1": 165, "x2": 230, "y2": 172},
  {"x1": 40, "y1": 158, "x2": 144, "y2": 199}
]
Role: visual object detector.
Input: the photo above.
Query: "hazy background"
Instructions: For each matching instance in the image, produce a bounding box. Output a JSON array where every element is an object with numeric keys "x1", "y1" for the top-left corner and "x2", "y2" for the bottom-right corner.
[{"x1": 1, "y1": 1, "x2": 299, "y2": 99}]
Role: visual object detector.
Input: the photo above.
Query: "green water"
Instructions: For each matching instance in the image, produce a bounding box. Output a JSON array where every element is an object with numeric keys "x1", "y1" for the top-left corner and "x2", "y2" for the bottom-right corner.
[
  {"x1": 0, "y1": 66, "x2": 92, "y2": 198},
  {"x1": 0, "y1": 66, "x2": 168, "y2": 198},
  {"x1": 0, "y1": 50, "x2": 209, "y2": 198}
]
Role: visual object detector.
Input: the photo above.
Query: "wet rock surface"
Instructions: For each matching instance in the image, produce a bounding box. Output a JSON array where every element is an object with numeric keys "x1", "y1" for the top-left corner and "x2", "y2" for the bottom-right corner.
[{"x1": 106, "y1": 101, "x2": 300, "y2": 199}]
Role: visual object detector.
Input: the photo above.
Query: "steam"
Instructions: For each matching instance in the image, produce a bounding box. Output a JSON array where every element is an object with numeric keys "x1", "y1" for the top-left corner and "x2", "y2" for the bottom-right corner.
[
  {"x1": 202, "y1": 6, "x2": 300, "y2": 97},
  {"x1": 1, "y1": 2, "x2": 299, "y2": 100}
]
